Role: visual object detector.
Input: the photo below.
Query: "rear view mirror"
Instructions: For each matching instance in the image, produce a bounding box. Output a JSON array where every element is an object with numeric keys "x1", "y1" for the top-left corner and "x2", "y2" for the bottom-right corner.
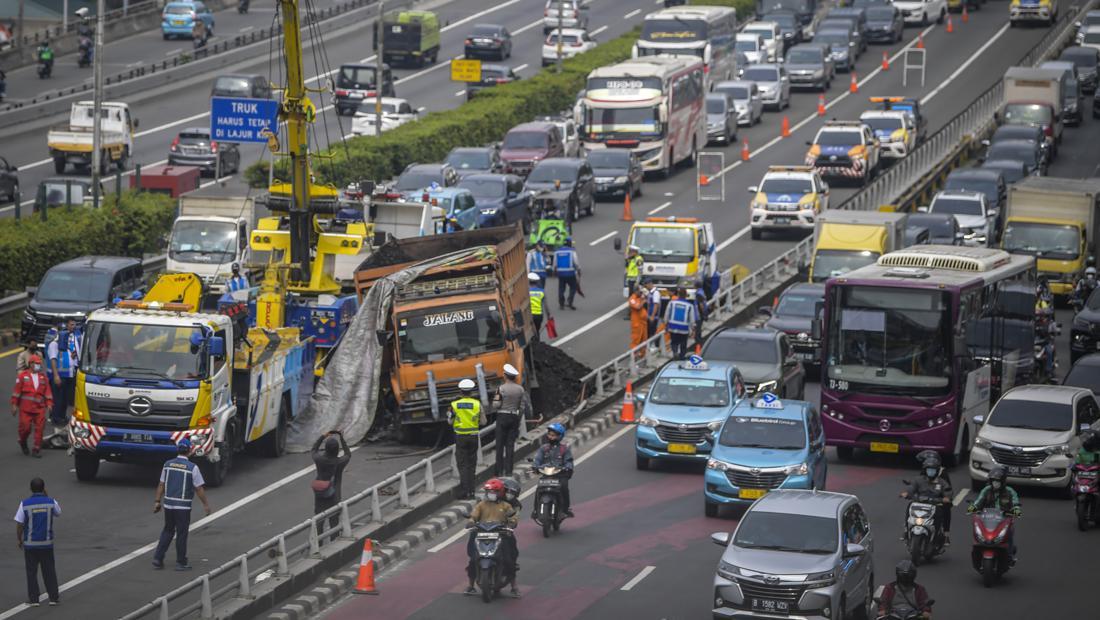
[
  {"x1": 208, "y1": 336, "x2": 225, "y2": 358},
  {"x1": 613, "y1": 237, "x2": 623, "y2": 251},
  {"x1": 973, "y1": 415, "x2": 985, "y2": 425},
  {"x1": 747, "y1": 185, "x2": 759, "y2": 193},
  {"x1": 843, "y1": 543, "x2": 866, "y2": 557},
  {"x1": 710, "y1": 532, "x2": 731, "y2": 547},
  {"x1": 757, "y1": 305, "x2": 773, "y2": 317}
]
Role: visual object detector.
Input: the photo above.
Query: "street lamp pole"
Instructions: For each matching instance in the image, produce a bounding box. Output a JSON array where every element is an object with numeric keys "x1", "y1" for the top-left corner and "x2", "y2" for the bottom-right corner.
[
  {"x1": 555, "y1": 1, "x2": 563, "y2": 73},
  {"x1": 375, "y1": 0, "x2": 384, "y2": 137},
  {"x1": 90, "y1": 0, "x2": 105, "y2": 208}
]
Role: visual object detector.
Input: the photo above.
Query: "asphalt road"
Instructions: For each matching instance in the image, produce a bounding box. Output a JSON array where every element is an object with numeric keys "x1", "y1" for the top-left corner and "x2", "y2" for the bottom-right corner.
[{"x1": 0, "y1": 0, "x2": 1083, "y2": 616}]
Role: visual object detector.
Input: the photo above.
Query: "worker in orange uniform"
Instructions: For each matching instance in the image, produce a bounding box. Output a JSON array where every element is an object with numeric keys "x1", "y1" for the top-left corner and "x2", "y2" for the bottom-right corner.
[
  {"x1": 10, "y1": 355, "x2": 53, "y2": 458},
  {"x1": 628, "y1": 285, "x2": 649, "y2": 355}
]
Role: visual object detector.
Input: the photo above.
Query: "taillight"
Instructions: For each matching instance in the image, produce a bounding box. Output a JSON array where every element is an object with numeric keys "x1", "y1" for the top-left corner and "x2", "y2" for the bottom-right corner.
[
  {"x1": 384, "y1": 192, "x2": 401, "y2": 199},
  {"x1": 465, "y1": 38, "x2": 473, "y2": 45},
  {"x1": 496, "y1": 78, "x2": 508, "y2": 83},
  {"x1": 704, "y1": 65, "x2": 710, "y2": 74},
  {"x1": 170, "y1": 136, "x2": 179, "y2": 152},
  {"x1": 1044, "y1": 124, "x2": 1053, "y2": 137},
  {"x1": 571, "y1": 41, "x2": 583, "y2": 47},
  {"x1": 210, "y1": 141, "x2": 218, "y2": 153},
  {"x1": 422, "y1": 192, "x2": 430, "y2": 202},
  {"x1": 335, "y1": 89, "x2": 348, "y2": 97},
  {"x1": 544, "y1": 9, "x2": 549, "y2": 16},
  {"x1": 366, "y1": 90, "x2": 377, "y2": 97},
  {"x1": 494, "y1": 38, "x2": 502, "y2": 45}
]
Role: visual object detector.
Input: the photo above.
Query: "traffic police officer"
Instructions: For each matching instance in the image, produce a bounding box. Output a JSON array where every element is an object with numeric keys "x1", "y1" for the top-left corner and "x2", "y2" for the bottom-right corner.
[
  {"x1": 526, "y1": 243, "x2": 548, "y2": 289},
  {"x1": 14, "y1": 477, "x2": 61, "y2": 606},
  {"x1": 554, "y1": 238, "x2": 581, "y2": 310},
  {"x1": 492, "y1": 364, "x2": 532, "y2": 477},
  {"x1": 152, "y1": 438, "x2": 213, "y2": 570},
  {"x1": 623, "y1": 245, "x2": 643, "y2": 320},
  {"x1": 227, "y1": 263, "x2": 249, "y2": 292},
  {"x1": 528, "y1": 272, "x2": 550, "y2": 337},
  {"x1": 663, "y1": 287, "x2": 697, "y2": 360},
  {"x1": 450, "y1": 380, "x2": 486, "y2": 500}
]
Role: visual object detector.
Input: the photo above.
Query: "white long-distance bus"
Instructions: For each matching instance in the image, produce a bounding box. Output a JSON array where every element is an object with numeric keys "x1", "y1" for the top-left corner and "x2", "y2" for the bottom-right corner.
[{"x1": 633, "y1": 6, "x2": 739, "y2": 85}]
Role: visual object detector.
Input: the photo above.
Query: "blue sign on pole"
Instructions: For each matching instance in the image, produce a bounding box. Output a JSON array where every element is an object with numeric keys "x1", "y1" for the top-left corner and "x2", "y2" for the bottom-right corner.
[{"x1": 210, "y1": 97, "x2": 279, "y2": 143}]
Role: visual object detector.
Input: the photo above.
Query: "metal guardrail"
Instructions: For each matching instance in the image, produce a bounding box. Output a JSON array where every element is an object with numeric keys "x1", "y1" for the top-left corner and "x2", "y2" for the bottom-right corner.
[
  {"x1": 0, "y1": 254, "x2": 166, "y2": 321},
  {"x1": 5, "y1": 1, "x2": 162, "y2": 49}
]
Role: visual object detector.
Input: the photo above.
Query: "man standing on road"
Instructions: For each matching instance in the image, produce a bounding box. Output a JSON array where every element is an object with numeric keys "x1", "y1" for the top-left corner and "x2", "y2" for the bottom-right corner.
[
  {"x1": 14, "y1": 478, "x2": 61, "y2": 607},
  {"x1": 15, "y1": 338, "x2": 38, "y2": 373},
  {"x1": 663, "y1": 287, "x2": 697, "y2": 360},
  {"x1": 46, "y1": 320, "x2": 80, "y2": 429},
  {"x1": 622, "y1": 245, "x2": 643, "y2": 319},
  {"x1": 492, "y1": 364, "x2": 531, "y2": 477},
  {"x1": 554, "y1": 238, "x2": 580, "y2": 310},
  {"x1": 152, "y1": 438, "x2": 213, "y2": 571},
  {"x1": 645, "y1": 281, "x2": 662, "y2": 343},
  {"x1": 528, "y1": 273, "x2": 549, "y2": 338},
  {"x1": 693, "y1": 279, "x2": 709, "y2": 349},
  {"x1": 450, "y1": 380, "x2": 486, "y2": 500},
  {"x1": 628, "y1": 286, "x2": 649, "y2": 354},
  {"x1": 311, "y1": 431, "x2": 351, "y2": 544},
  {"x1": 526, "y1": 243, "x2": 548, "y2": 289},
  {"x1": 11, "y1": 354, "x2": 52, "y2": 458}
]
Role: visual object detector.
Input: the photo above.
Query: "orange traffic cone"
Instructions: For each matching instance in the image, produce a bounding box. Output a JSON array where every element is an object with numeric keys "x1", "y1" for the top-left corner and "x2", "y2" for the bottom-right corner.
[
  {"x1": 620, "y1": 381, "x2": 636, "y2": 423},
  {"x1": 354, "y1": 539, "x2": 379, "y2": 595},
  {"x1": 962, "y1": 6, "x2": 969, "y2": 22},
  {"x1": 817, "y1": 94, "x2": 826, "y2": 117},
  {"x1": 621, "y1": 193, "x2": 633, "y2": 221},
  {"x1": 849, "y1": 72, "x2": 858, "y2": 94},
  {"x1": 946, "y1": 15, "x2": 954, "y2": 33},
  {"x1": 781, "y1": 115, "x2": 791, "y2": 138},
  {"x1": 917, "y1": 32, "x2": 924, "y2": 49},
  {"x1": 882, "y1": 51, "x2": 889, "y2": 71},
  {"x1": 694, "y1": 343, "x2": 702, "y2": 356},
  {"x1": 699, "y1": 173, "x2": 710, "y2": 186},
  {"x1": 741, "y1": 139, "x2": 750, "y2": 162}
]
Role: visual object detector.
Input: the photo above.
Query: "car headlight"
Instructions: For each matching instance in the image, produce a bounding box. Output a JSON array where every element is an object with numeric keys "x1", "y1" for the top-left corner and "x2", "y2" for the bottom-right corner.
[
  {"x1": 407, "y1": 389, "x2": 429, "y2": 402},
  {"x1": 974, "y1": 436, "x2": 991, "y2": 449},
  {"x1": 707, "y1": 458, "x2": 731, "y2": 471},
  {"x1": 717, "y1": 560, "x2": 741, "y2": 580},
  {"x1": 23, "y1": 310, "x2": 33, "y2": 322},
  {"x1": 707, "y1": 420, "x2": 724, "y2": 432},
  {"x1": 1047, "y1": 443, "x2": 1074, "y2": 456},
  {"x1": 638, "y1": 415, "x2": 659, "y2": 427},
  {"x1": 785, "y1": 462, "x2": 809, "y2": 476},
  {"x1": 756, "y1": 380, "x2": 779, "y2": 393},
  {"x1": 752, "y1": 198, "x2": 768, "y2": 209},
  {"x1": 614, "y1": 176, "x2": 628, "y2": 184},
  {"x1": 804, "y1": 569, "x2": 836, "y2": 587}
]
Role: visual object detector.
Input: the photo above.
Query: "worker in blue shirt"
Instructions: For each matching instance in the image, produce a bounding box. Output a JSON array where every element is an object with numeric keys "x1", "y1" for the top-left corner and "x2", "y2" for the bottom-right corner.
[
  {"x1": 227, "y1": 263, "x2": 249, "y2": 292},
  {"x1": 152, "y1": 438, "x2": 213, "y2": 571},
  {"x1": 554, "y1": 238, "x2": 581, "y2": 310},
  {"x1": 526, "y1": 242, "x2": 548, "y2": 289},
  {"x1": 663, "y1": 287, "x2": 697, "y2": 360},
  {"x1": 14, "y1": 477, "x2": 61, "y2": 607}
]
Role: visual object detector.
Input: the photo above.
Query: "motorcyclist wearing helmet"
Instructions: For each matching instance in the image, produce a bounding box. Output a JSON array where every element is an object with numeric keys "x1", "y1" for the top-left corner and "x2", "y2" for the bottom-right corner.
[
  {"x1": 1074, "y1": 266, "x2": 1098, "y2": 308},
  {"x1": 465, "y1": 479, "x2": 519, "y2": 597},
  {"x1": 877, "y1": 560, "x2": 932, "y2": 619},
  {"x1": 533, "y1": 422, "x2": 575, "y2": 517},
  {"x1": 968, "y1": 466, "x2": 1021, "y2": 561},
  {"x1": 900, "y1": 453, "x2": 953, "y2": 545},
  {"x1": 1076, "y1": 428, "x2": 1100, "y2": 466}
]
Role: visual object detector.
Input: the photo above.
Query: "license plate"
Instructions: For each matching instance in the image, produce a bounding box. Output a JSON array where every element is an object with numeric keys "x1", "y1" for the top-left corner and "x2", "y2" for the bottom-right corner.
[
  {"x1": 750, "y1": 598, "x2": 790, "y2": 614},
  {"x1": 539, "y1": 478, "x2": 561, "y2": 486},
  {"x1": 796, "y1": 352, "x2": 815, "y2": 361},
  {"x1": 1006, "y1": 465, "x2": 1032, "y2": 476},
  {"x1": 598, "y1": 184, "x2": 609, "y2": 191},
  {"x1": 124, "y1": 433, "x2": 154, "y2": 443},
  {"x1": 870, "y1": 441, "x2": 899, "y2": 453},
  {"x1": 739, "y1": 488, "x2": 767, "y2": 500},
  {"x1": 410, "y1": 411, "x2": 426, "y2": 419},
  {"x1": 476, "y1": 533, "x2": 499, "y2": 540},
  {"x1": 172, "y1": 20, "x2": 185, "y2": 25},
  {"x1": 774, "y1": 217, "x2": 790, "y2": 224},
  {"x1": 667, "y1": 443, "x2": 697, "y2": 454}
]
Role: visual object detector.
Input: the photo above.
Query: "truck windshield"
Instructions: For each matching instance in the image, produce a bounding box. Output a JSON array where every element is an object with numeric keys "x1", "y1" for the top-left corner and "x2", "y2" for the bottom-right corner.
[
  {"x1": 649, "y1": 377, "x2": 729, "y2": 407},
  {"x1": 630, "y1": 226, "x2": 695, "y2": 262},
  {"x1": 719, "y1": 416, "x2": 806, "y2": 449},
  {"x1": 1003, "y1": 222, "x2": 1079, "y2": 260},
  {"x1": 170, "y1": 220, "x2": 237, "y2": 262},
  {"x1": 826, "y1": 285, "x2": 951, "y2": 395},
  {"x1": 811, "y1": 249, "x2": 878, "y2": 281},
  {"x1": 82, "y1": 322, "x2": 206, "y2": 381},
  {"x1": 585, "y1": 106, "x2": 662, "y2": 139},
  {"x1": 397, "y1": 303, "x2": 505, "y2": 362},
  {"x1": 37, "y1": 269, "x2": 111, "y2": 303},
  {"x1": 1003, "y1": 103, "x2": 1052, "y2": 125}
]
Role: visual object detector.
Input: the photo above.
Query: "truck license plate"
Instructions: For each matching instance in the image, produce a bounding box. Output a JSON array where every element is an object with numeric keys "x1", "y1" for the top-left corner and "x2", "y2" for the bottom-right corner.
[
  {"x1": 124, "y1": 433, "x2": 154, "y2": 443},
  {"x1": 739, "y1": 488, "x2": 767, "y2": 500},
  {"x1": 750, "y1": 598, "x2": 789, "y2": 614},
  {"x1": 667, "y1": 443, "x2": 697, "y2": 454},
  {"x1": 774, "y1": 217, "x2": 790, "y2": 224},
  {"x1": 870, "y1": 441, "x2": 899, "y2": 453}
]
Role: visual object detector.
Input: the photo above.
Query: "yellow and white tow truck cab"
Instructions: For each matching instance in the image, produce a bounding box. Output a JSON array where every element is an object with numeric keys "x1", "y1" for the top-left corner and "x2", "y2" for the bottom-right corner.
[
  {"x1": 858, "y1": 110, "x2": 915, "y2": 160},
  {"x1": 623, "y1": 217, "x2": 717, "y2": 298},
  {"x1": 748, "y1": 166, "x2": 829, "y2": 240}
]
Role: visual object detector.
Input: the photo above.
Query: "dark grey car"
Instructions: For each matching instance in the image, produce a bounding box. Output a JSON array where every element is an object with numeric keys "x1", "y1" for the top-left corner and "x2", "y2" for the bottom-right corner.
[
  {"x1": 446, "y1": 146, "x2": 503, "y2": 179},
  {"x1": 706, "y1": 93, "x2": 738, "y2": 145},
  {"x1": 907, "y1": 212, "x2": 964, "y2": 245},
  {"x1": 587, "y1": 149, "x2": 643, "y2": 200},
  {"x1": 701, "y1": 328, "x2": 807, "y2": 399},
  {"x1": 945, "y1": 167, "x2": 1007, "y2": 224},
  {"x1": 987, "y1": 124, "x2": 1050, "y2": 166},
  {"x1": 21, "y1": 256, "x2": 145, "y2": 344},
  {"x1": 466, "y1": 64, "x2": 520, "y2": 100},
  {"x1": 523, "y1": 158, "x2": 596, "y2": 220},
  {"x1": 760, "y1": 282, "x2": 825, "y2": 365},
  {"x1": 1060, "y1": 46, "x2": 1100, "y2": 93},
  {"x1": 983, "y1": 139, "x2": 1046, "y2": 176},
  {"x1": 864, "y1": 4, "x2": 904, "y2": 44},
  {"x1": 168, "y1": 127, "x2": 241, "y2": 175},
  {"x1": 785, "y1": 43, "x2": 834, "y2": 91},
  {"x1": 763, "y1": 11, "x2": 804, "y2": 46},
  {"x1": 981, "y1": 159, "x2": 1030, "y2": 184},
  {"x1": 814, "y1": 28, "x2": 857, "y2": 72},
  {"x1": 821, "y1": 12, "x2": 866, "y2": 55}
]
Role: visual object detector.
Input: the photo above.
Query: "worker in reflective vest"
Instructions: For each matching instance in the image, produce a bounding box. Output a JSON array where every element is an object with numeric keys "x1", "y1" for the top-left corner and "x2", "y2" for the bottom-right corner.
[
  {"x1": 526, "y1": 243, "x2": 548, "y2": 289},
  {"x1": 152, "y1": 438, "x2": 213, "y2": 571},
  {"x1": 227, "y1": 262, "x2": 249, "y2": 292},
  {"x1": 528, "y1": 272, "x2": 550, "y2": 337},
  {"x1": 10, "y1": 354, "x2": 52, "y2": 457},
  {"x1": 15, "y1": 477, "x2": 61, "y2": 606},
  {"x1": 663, "y1": 287, "x2": 697, "y2": 360},
  {"x1": 554, "y1": 238, "x2": 580, "y2": 310},
  {"x1": 623, "y1": 245, "x2": 644, "y2": 320},
  {"x1": 450, "y1": 380, "x2": 486, "y2": 500}
]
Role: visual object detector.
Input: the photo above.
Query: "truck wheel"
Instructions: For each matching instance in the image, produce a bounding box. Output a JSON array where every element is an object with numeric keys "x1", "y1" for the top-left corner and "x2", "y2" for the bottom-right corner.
[
  {"x1": 53, "y1": 156, "x2": 66, "y2": 174},
  {"x1": 258, "y1": 399, "x2": 288, "y2": 458},
  {"x1": 74, "y1": 452, "x2": 99, "y2": 481},
  {"x1": 117, "y1": 147, "x2": 129, "y2": 171},
  {"x1": 751, "y1": 228, "x2": 762, "y2": 240},
  {"x1": 201, "y1": 420, "x2": 237, "y2": 487}
]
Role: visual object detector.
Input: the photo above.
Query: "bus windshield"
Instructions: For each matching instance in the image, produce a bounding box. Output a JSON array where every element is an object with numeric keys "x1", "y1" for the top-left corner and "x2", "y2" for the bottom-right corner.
[
  {"x1": 397, "y1": 303, "x2": 505, "y2": 362},
  {"x1": 585, "y1": 106, "x2": 662, "y2": 139},
  {"x1": 826, "y1": 285, "x2": 951, "y2": 395}
]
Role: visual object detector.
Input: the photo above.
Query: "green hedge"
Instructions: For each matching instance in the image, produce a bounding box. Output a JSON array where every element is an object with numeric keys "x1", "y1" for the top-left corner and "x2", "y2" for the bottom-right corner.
[
  {"x1": 0, "y1": 191, "x2": 175, "y2": 293},
  {"x1": 245, "y1": 28, "x2": 641, "y2": 188}
]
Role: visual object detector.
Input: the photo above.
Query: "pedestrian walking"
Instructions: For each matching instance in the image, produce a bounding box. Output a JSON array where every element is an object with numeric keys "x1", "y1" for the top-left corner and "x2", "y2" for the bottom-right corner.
[
  {"x1": 628, "y1": 286, "x2": 649, "y2": 353},
  {"x1": 152, "y1": 438, "x2": 213, "y2": 571},
  {"x1": 11, "y1": 354, "x2": 52, "y2": 457},
  {"x1": 554, "y1": 238, "x2": 580, "y2": 310},
  {"x1": 311, "y1": 431, "x2": 350, "y2": 543},
  {"x1": 227, "y1": 262, "x2": 249, "y2": 292},
  {"x1": 46, "y1": 320, "x2": 80, "y2": 428},
  {"x1": 15, "y1": 338, "x2": 38, "y2": 373},
  {"x1": 450, "y1": 379, "x2": 486, "y2": 500},
  {"x1": 526, "y1": 243, "x2": 548, "y2": 289},
  {"x1": 528, "y1": 272, "x2": 549, "y2": 338},
  {"x1": 492, "y1": 364, "x2": 531, "y2": 477},
  {"x1": 622, "y1": 245, "x2": 643, "y2": 319},
  {"x1": 15, "y1": 478, "x2": 61, "y2": 607},
  {"x1": 663, "y1": 287, "x2": 697, "y2": 360}
]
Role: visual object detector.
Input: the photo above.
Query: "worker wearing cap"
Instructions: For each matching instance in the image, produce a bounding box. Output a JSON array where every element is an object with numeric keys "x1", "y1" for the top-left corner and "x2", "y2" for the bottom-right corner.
[
  {"x1": 227, "y1": 263, "x2": 249, "y2": 292},
  {"x1": 528, "y1": 273, "x2": 550, "y2": 337},
  {"x1": 553, "y1": 237, "x2": 580, "y2": 310},
  {"x1": 663, "y1": 287, "x2": 697, "y2": 360},
  {"x1": 492, "y1": 364, "x2": 532, "y2": 477},
  {"x1": 450, "y1": 380, "x2": 486, "y2": 500},
  {"x1": 11, "y1": 354, "x2": 52, "y2": 457},
  {"x1": 526, "y1": 243, "x2": 548, "y2": 289},
  {"x1": 152, "y1": 438, "x2": 213, "y2": 571}
]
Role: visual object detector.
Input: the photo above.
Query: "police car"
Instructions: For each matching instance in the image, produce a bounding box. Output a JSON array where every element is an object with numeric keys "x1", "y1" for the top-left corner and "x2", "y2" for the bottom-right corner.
[
  {"x1": 635, "y1": 356, "x2": 747, "y2": 470},
  {"x1": 704, "y1": 392, "x2": 827, "y2": 516},
  {"x1": 858, "y1": 109, "x2": 915, "y2": 160},
  {"x1": 748, "y1": 165, "x2": 829, "y2": 240},
  {"x1": 803, "y1": 120, "x2": 881, "y2": 185}
]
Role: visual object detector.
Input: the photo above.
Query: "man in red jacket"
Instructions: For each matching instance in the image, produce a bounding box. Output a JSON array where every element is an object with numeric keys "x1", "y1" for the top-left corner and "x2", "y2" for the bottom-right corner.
[{"x1": 10, "y1": 355, "x2": 53, "y2": 458}]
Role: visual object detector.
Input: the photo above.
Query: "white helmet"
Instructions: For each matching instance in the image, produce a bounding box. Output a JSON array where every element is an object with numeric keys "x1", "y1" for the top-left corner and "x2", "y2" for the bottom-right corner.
[
  {"x1": 458, "y1": 379, "x2": 477, "y2": 392},
  {"x1": 528, "y1": 272, "x2": 541, "y2": 282},
  {"x1": 503, "y1": 364, "x2": 520, "y2": 378}
]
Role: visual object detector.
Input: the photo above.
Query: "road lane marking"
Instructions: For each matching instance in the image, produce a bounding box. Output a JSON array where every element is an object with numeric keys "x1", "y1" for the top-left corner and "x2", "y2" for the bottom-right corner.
[
  {"x1": 455, "y1": 90, "x2": 466, "y2": 97},
  {"x1": 624, "y1": 9, "x2": 640, "y2": 19},
  {"x1": 715, "y1": 224, "x2": 751, "y2": 252},
  {"x1": 589, "y1": 230, "x2": 617, "y2": 246},
  {"x1": 953, "y1": 488, "x2": 970, "y2": 506},
  {"x1": 920, "y1": 22, "x2": 1011, "y2": 105},
  {"x1": 164, "y1": 48, "x2": 182, "y2": 57},
  {"x1": 514, "y1": 63, "x2": 529, "y2": 73},
  {"x1": 621, "y1": 565, "x2": 656, "y2": 591},
  {"x1": 591, "y1": 25, "x2": 609, "y2": 36},
  {"x1": 0, "y1": 348, "x2": 21, "y2": 359},
  {"x1": 648, "y1": 201, "x2": 671, "y2": 215},
  {"x1": 239, "y1": 26, "x2": 254, "y2": 33},
  {"x1": 428, "y1": 424, "x2": 635, "y2": 553},
  {"x1": 513, "y1": 19, "x2": 545, "y2": 36}
]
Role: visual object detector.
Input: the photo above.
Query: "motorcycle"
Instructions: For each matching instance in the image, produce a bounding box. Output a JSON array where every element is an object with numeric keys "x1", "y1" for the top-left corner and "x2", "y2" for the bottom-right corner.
[
  {"x1": 1073, "y1": 463, "x2": 1100, "y2": 531},
  {"x1": 238, "y1": 0, "x2": 249, "y2": 13},
  {"x1": 1034, "y1": 335, "x2": 1056, "y2": 384},
  {"x1": 37, "y1": 59, "x2": 52, "y2": 79},
  {"x1": 470, "y1": 522, "x2": 513, "y2": 603},
  {"x1": 901, "y1": 493, "x2": 945, "y2": 565},
  {"x1": 77, "y1": 37, "x2": 93, "y2": 68},
  {"x1": 532, "y1": 465, "x2": 567, "y2": 537},
  {"x1": 970, "y1": 507, "x2": 1016, "y2": 587},
  {"x1": 873, "y1": 586, "x2": 935, "y2": 620}
]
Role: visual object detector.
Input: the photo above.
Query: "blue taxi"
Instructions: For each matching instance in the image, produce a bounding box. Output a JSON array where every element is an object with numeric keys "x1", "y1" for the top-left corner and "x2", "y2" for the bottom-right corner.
[
  {"x1": 635, "y1": 356, "x2": 747, "y2": 470},
  {"x1": 704, "y1": 392, "x2": 827, "y2": 517}
]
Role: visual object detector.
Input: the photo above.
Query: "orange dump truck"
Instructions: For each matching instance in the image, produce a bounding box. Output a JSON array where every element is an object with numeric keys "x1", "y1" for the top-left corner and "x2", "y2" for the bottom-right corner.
[{"x1": 354, "y1": 225, "x2": 533, "y2": 440}]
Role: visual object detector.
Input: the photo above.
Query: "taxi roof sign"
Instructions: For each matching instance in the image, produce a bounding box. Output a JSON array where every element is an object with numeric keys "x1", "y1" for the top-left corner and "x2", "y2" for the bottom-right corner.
[
  {"x1": 680, "y1": 355, "x2": 708, "y2": 370},
  {"x1": 752, "y1": 392, "x2": 783, "y2": 409}
]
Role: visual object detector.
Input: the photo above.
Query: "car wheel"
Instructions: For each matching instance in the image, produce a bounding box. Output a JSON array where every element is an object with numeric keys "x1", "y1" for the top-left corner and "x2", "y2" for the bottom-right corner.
[
  {"x1": 704, "y1": 499, "x2": 718, "y2": 518},
  {"x1": 937, "y1": 9, "x2": 945, "y2": 23},
  {"x1": 921, "y1": 12, "x2": 929, "y2": 25},
  {"x1": 857, "y1": 576, "x2": 874, "y2": 620},
  {"x1": 636, "y1": 455, "x2": 649, "y2": 470},
  {"x1": 836, "y1": 446, "x2": 855, "y2": 461},
  {"x1": 584, "y1": 195, "x2": 594, "y2": 216},
  {"x1": 835, "y1": 595, "x2": 847, "y2": 620}
]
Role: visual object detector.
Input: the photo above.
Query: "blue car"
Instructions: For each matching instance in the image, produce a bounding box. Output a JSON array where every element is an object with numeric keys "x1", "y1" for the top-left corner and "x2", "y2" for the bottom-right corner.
[
  {"x1": 457, "y1": 173, "x2": 531, "y2": 229},
  {"x1": 162, "y1": 1, "x2": 215, "y2": 40},
  {"x1": 704, "y1": 392, "x2": 827, "y2": 516},
  {"x1": 635, "y1": 356, "x2": 747, "y2": 470},
  {"x1": 423, "y1": 186, "x2": 480, "y2": 232}
]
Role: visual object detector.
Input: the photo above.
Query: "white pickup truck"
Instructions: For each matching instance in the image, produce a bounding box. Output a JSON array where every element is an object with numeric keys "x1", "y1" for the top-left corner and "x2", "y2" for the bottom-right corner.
[
  {"x1": 47, "y1": 101, "x2": 137, "y2": 174},
  {"x1": 167, "y1": 195, "x2": 255, "y2": 294}
]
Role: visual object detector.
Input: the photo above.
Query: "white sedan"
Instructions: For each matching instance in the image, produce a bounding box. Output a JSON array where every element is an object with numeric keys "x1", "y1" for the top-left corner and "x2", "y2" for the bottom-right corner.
[
  {"x1": 350, "y1": 98, "x2": 424, "y2": 136},
  {"x1": 541, "y1": 28, "x2": 597, "y2": 66}
]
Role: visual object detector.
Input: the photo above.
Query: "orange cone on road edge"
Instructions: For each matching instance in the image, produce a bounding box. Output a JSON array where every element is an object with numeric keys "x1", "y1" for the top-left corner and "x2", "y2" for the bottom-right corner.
[
  {"x1": 962, "y1": 6, "x2": 969, "y2": 22},
  {"x1": 694, "y1": 343, "x2": 702, "y2": 356},
  {"x1": 917, "y1": 32, "x2": 924, "y2": 49},
  {"x1": 620, "y1": 381, "x2": 637, "y2": 423},
  {"x1": 849, "y1": 72, "x2": 858, "y2": 94},
  {"x1": 882, "y1": 51, "x2": 889, "y2": 71},
  {"x1": 741, "y1": 139, "x2": 750, "y2": 162},
  {"x1": 781, "y1": 115, "x2": 791, "y2": 138},
  {"x1": 621, "y1": 193, "x2": 633, "y2": 221},
  {"x1": 817, "y1": 94, "x2": 826, "y2": 116},
  {"x1": 946, "y1": 15, "x2": 954, "y2": 33},
  {"x1": 354, "y1": 539, "x2": 379, "y2": 595},
  {"x1": 699, "y1": 173, "x2": 710, "y2": 186}
]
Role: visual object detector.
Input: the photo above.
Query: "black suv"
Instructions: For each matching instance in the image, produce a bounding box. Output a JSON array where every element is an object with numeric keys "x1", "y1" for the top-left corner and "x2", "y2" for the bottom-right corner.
[
  {"x1": 211, "y1": 74, "x2": 273, "y2": 99},
  {"x1": 700, "y1": 327, "x2": 807, "y2": 399},
  {"x1": 334, "y1": 63, "x2": 396, "y2": 116},
  {"x1": 1072, "y1": 288, "x2": 1100, "y2": 363},
  {"x1": 759, "y1": 282, "x2": 825, "y2": 368},
  {"x1": 523, "y1": 157, "x2": 595, "y2": 221},
  {"x1": 22, "y1": 256, "x2": 145, "y2": 343}
]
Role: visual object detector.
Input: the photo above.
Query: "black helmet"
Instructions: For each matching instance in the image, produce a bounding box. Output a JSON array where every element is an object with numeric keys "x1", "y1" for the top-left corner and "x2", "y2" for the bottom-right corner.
[
  {"x1": 988, "y1": 466, "x2": 1008, "y2": 484},
  {"x1": 916, "y1": 449, "x2": 941, "y2": 469},
  {"x1": 895, "y1": 560, "x2": 917, "y2": 587},
  {"x1": 1082, "y1": 428, "x2": 1100, "y2": 452}
]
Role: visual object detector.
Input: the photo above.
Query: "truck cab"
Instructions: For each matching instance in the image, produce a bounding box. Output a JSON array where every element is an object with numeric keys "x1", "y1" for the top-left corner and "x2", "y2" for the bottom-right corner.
[
  {"x1": 808, "y1": 210, "x2": 908, "y2": 282},
  {"x1": 620, "y1": 217, "x2": 718, "y2": 298},
  {"x1": 167, "y1": 196, "x2": 255, "y2": 296},
  {"x1": 48, "y1": 101, "x2": 138, "y2": 175}
]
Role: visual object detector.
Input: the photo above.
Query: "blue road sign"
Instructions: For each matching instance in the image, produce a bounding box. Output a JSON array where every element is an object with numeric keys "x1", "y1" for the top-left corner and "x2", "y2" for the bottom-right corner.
[{"x1": 210, "y1": 97, "x2": 279, "y2": 143}]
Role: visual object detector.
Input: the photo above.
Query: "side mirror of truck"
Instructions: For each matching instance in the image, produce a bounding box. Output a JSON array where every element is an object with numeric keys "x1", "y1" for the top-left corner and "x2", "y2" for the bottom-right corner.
[
  {"x1": 208, "y1": 336, "x2": 225, "y2": 358},
  {"x1": 376, "y1": 329, "x2": 393, "y2": 347},
  {"x1": 747, "y1": 185, "x2": 759, "y2": 194},
  {"x1": 133, "y1": 118, "x2": 140, "y2": 128},
  {"x1": 916, "y1": 205, "x2": 928, "y2": 213},
  {"x1": 613, "y1": 237, "x2": 623, "y2": 251}
]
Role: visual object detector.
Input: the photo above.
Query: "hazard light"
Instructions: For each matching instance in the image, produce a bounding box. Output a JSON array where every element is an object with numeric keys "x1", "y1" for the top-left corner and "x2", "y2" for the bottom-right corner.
[
  {"x1": 116, "y1": 300, "x2": 194, "y2": 313},
  {"x1": 644, "y1": 216, "x2": 699, "y2": 223},
  {"x1": 868, "y1": 96, "x2": 906, "y2": 103}
]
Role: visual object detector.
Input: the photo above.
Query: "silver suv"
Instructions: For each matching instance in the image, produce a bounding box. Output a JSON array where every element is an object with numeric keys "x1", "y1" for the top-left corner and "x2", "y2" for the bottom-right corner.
[{"x1": 711, "y1": 490, "x2": 874, "y2": 619}]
